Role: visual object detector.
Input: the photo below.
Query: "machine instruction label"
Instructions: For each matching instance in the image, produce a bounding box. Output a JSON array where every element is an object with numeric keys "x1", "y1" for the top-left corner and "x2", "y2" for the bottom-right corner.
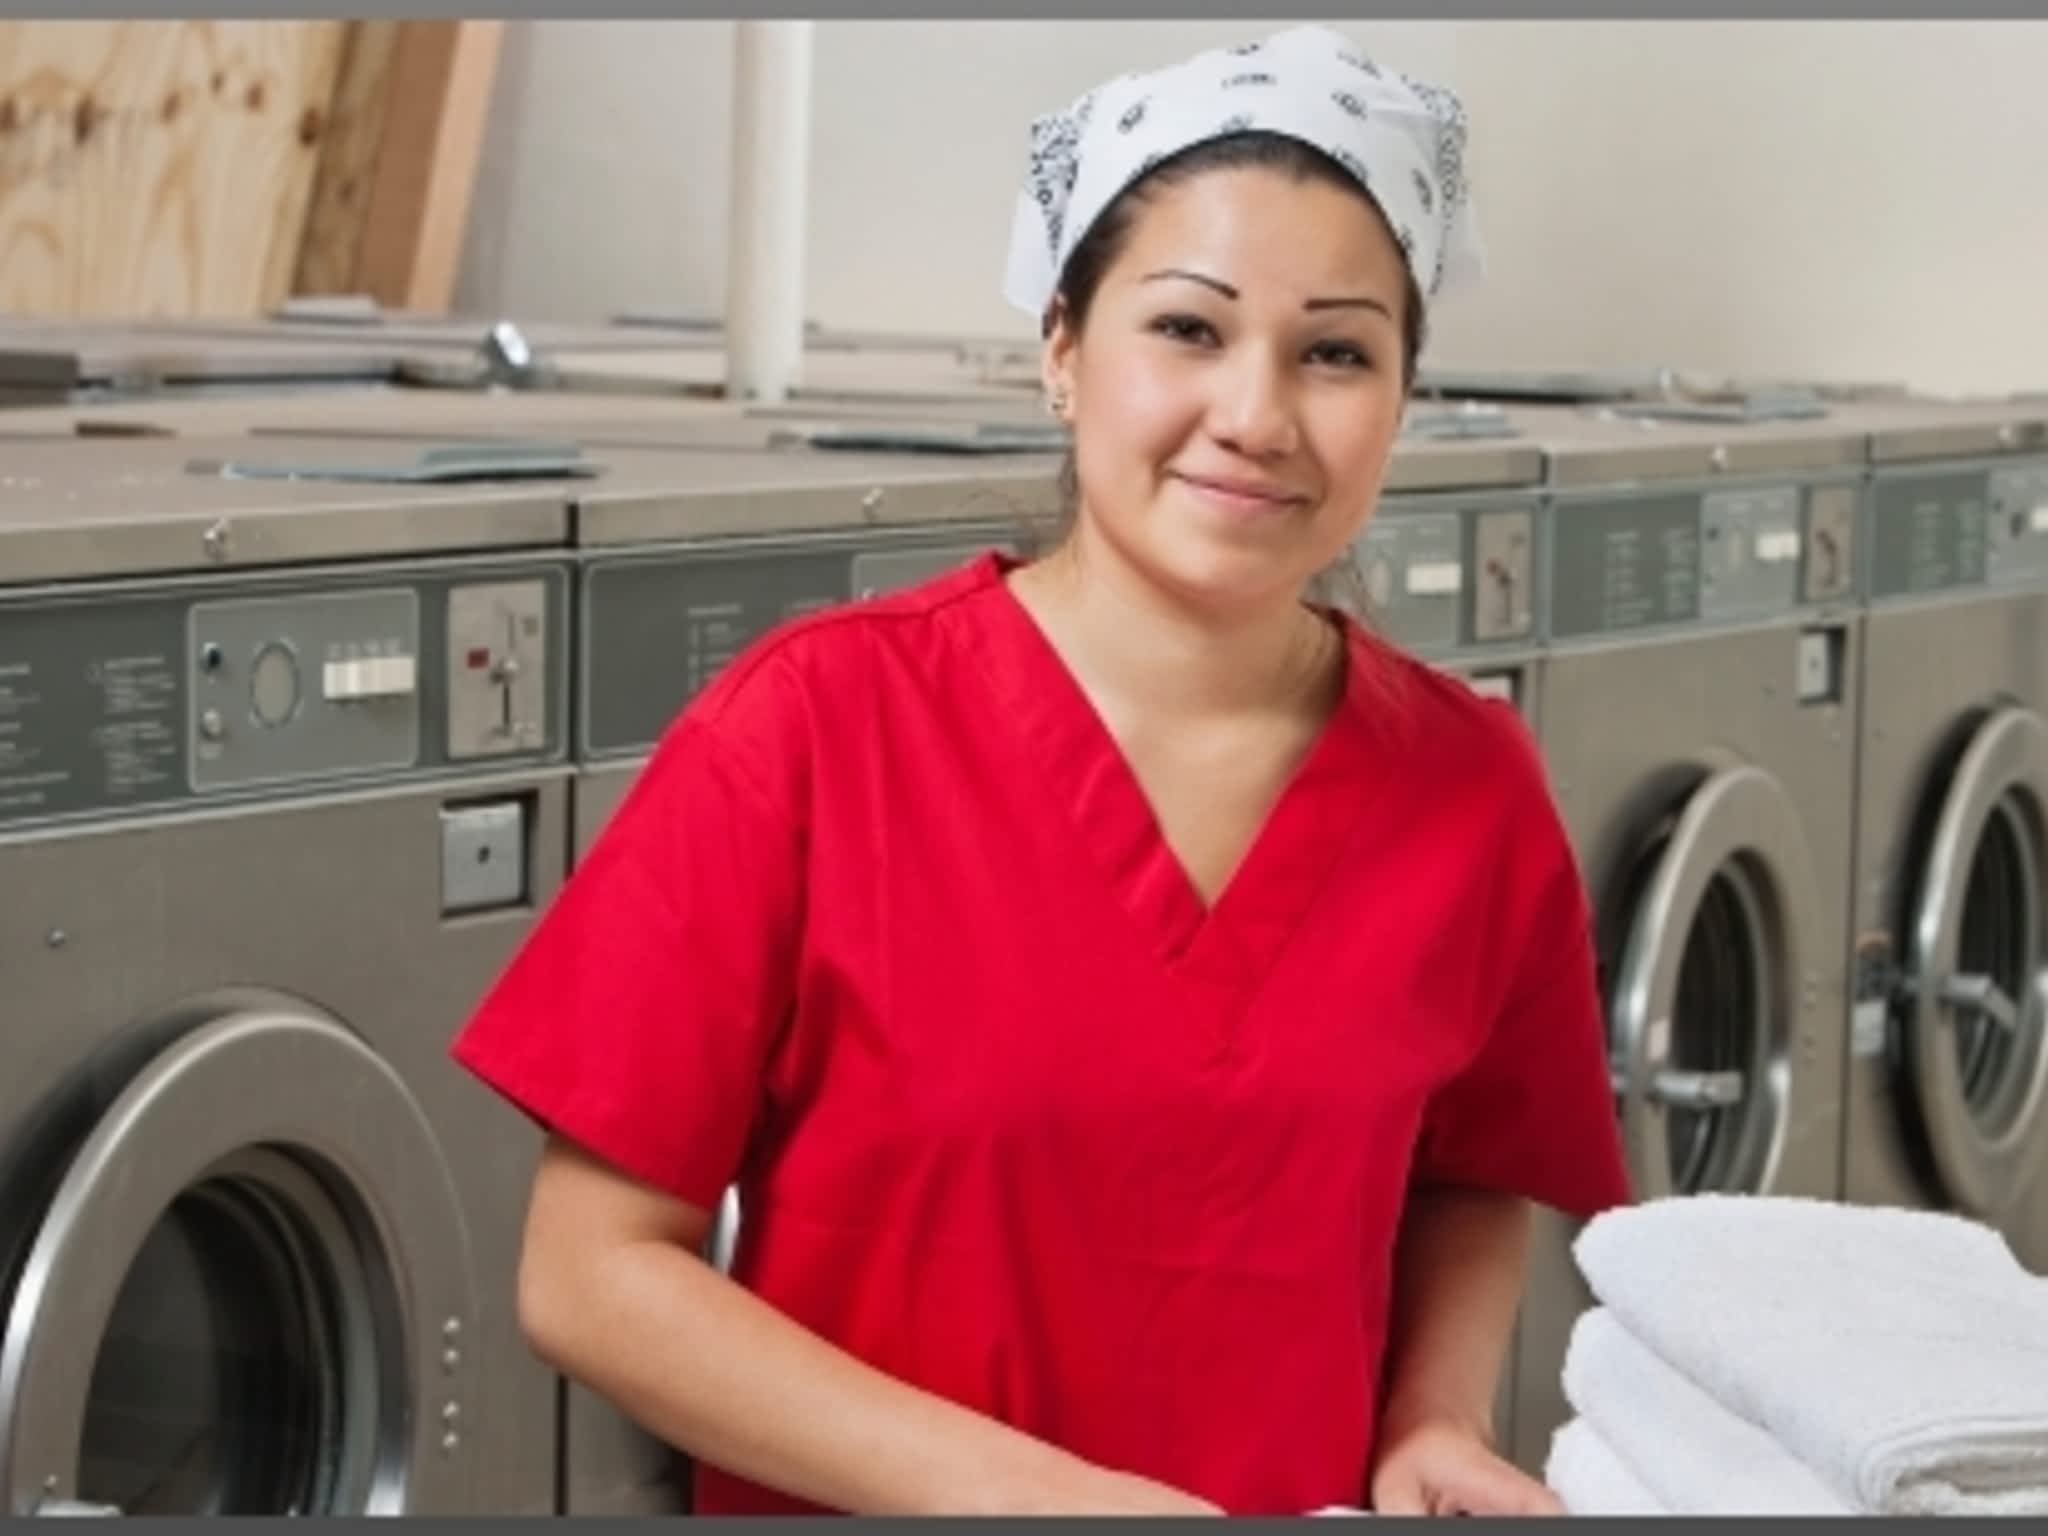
[
  {"x1": 1550, "y1": 493, "x2": 1702, "y2": 638},
  {"x1": 1869, "y1": 470, "x2": 1988, "y2": 597},
  {"x1": 0, "y1": 603, "x2": 186, "y2": 826}
]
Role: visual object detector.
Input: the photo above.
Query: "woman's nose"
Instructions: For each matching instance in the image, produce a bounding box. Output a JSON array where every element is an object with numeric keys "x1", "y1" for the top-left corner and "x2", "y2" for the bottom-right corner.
[{"x1": 1208, "y1": 350, "x2": 1300, "y2": 459}]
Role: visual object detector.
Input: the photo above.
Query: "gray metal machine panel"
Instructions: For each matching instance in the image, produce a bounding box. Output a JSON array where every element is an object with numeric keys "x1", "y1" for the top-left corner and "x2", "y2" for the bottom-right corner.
[
  {"x1": 246, "y1": 410, "x2": 1045, "y2": 462},
  {"x1": 0, "y1": 436, "x2": 571, "y2": 583},
  {"x1": 537, "y1": 345, "x2": 1046, "y2": 406},
  {"x1": 101, "y1": 315, "x2": 729, "y2": 356},
  {"x1": 1862, "y1": 453, "x2": 2048, "y2": 600},
  {"x1": 0, "y1": 388, "x2": 749, "y2": 445},
  {"x1": 1508, "y1": 402, "x2": 1867, "y2": 488},
  {"x1": 1344, "y1": 490, "x2": 1545, "y2": 659},
  {"x1": 1544, "y1": 475, "x2": 1862, "y2": 641},
  {"x1": 1415, "y1": 363, "x2": 1912, "y2": 409},
  {"x1": 1847, "y1": 588, "x2": 2048, "y2": 1272},
  {"x1": 1844, "y1": 397, "x2": 2048, "y2": 465},
  {"x1": 1506, "y1": 414, "x2": 1865, "y2": 1471},
  {"x1": 0, "y1": 326, "x2": 406, "y2": 399},
  {"x1": 1510, "y1": 619, "x2": 1860, "y2": 1472},
  {"x1": 0, "y1": 774, "x2": 573, "y2": 1514},
  {"x1": 1382, "y1": 412, "x2": 1545, "y2": 494},
  {"x1": 0, "y1": 554, "x2": 571, "y2": 833},
  {"x1": 571, "y1": 443, "x2": 1061, "y2": 547}
]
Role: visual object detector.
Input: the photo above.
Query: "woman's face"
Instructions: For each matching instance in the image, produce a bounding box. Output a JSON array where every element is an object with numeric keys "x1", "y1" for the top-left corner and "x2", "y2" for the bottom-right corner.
[{"x1": 1047, "y1": 165, "x2": 1410, "y2": 618}]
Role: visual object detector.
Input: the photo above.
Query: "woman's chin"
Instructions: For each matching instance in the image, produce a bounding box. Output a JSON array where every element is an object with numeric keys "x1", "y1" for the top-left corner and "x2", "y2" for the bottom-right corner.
[{"x1": 1133, "y1": 530, "x2": 1327, "y2": 616}]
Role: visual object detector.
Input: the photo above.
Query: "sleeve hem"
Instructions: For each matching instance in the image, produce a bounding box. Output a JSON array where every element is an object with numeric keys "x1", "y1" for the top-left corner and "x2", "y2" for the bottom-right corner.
[
  {"x1": 1407, "y1": 1164, "x2": 1635, "y2": 1226},
  {"x1": 452, "y1": 1032, "x2": 739, "y2": 1216}
]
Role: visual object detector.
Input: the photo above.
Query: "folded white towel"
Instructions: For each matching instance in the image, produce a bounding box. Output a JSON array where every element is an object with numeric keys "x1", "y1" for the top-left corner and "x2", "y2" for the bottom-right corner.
[
  {"x1": 1564, "y1": 1306, "x2": 1852, "y2": 1515},
  {"x1": 1545, "y1": 1417, "x2": 1668, "y2": 1516},
  {"x1": 1575, "y1": 1194, "x2": 2048, "y2": 1515}
]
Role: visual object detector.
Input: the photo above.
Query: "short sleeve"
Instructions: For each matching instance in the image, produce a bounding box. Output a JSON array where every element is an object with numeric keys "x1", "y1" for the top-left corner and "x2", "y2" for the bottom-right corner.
[
  {"x1": 450, "y1": 665, "x2": 810, "y2": 1212},
  {"x1": 1409, "y1": 709, "x2": 1633, "y2": 1221}
]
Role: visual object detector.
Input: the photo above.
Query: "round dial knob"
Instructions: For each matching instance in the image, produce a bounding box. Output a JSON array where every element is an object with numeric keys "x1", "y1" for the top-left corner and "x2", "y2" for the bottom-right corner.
[{"x1": 249, "y1": 641, "x2": 301, "y2": 728}]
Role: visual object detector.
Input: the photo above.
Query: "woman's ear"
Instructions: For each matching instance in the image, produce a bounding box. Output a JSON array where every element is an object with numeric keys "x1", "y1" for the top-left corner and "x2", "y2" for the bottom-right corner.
[{"x1": 1042, "y1": 297, "x2": 1079, "y2": 421}]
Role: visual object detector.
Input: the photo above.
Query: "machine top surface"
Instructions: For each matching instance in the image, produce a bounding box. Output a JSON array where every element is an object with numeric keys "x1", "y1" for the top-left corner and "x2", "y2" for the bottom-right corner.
[
  {"x1": 0, "y1": 432, "x2": 574, "y2": 586},
  {"x1": 0, "y1": 324, "x2": 412, "y2": 392},
  {"x1": 0, "y1": 385, "x2": 750, "y2": 443},
  {"x1": 555, "y1": 432, "x2": 1064, "y2": 548},
  {"x1": 1501, "y1": 401, "x2": 1868, "y2": 490},
  {"x1": 532, "y1": 343, "x2": 1048, "y2": 406},
  {"x1": 1820, "y1": 395, "x2": 2048, "y2": 465},
  {"x1": 1384, "y1": 404, "x2": 1545, "y2": 494}
]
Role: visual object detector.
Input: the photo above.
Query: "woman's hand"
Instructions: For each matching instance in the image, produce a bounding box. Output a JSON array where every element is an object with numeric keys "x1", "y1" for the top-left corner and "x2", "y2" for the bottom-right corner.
[{"x1": 1369, "y1": 1416, "x2": 1563, "y2": 1517}]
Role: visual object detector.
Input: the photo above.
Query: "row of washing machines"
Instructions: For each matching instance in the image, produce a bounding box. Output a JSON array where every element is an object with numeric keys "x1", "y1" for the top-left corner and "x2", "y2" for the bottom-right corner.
[{"x1": 0, "y1": 317, "x2": 2043, "y2": 1514}]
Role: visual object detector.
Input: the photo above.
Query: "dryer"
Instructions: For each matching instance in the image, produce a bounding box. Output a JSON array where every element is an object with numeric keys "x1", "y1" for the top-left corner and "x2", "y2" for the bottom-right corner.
[
  {"x1": 1841, "y1": 397, "x2": 2048, "y2": 1274},
  {"x1": 0, "y1": 433, "x2": 579, "y2": 1513},
  {"x1": 1500, "y1": 403, "x2": 1868, "y2": 1474}
]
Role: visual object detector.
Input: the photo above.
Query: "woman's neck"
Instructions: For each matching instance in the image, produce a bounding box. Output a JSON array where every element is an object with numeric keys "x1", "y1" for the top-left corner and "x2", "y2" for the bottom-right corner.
[{"x1": 1006, "y1": 523, "x2": 1344, "y2": 725}]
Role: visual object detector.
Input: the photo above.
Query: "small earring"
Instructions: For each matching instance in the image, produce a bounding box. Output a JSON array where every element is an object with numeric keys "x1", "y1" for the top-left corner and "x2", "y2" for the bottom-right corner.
[{"x1": 1047, "y1": 390, "x2": 1070, "y2": 420}]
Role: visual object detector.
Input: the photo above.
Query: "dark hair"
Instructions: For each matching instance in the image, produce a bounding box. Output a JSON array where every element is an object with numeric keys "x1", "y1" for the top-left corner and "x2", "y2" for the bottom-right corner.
[{"x1": 1044, "y1": 131, "x2": 1428, "y2": 534}]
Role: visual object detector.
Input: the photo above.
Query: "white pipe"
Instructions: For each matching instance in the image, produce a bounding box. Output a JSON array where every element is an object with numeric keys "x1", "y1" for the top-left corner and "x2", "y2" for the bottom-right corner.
[{"x1": 724, "y1": 21, "x2": 813, "y2": 403}]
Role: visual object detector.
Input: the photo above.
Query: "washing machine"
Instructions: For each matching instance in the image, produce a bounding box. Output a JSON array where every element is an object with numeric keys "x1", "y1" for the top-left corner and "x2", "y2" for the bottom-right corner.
[
  {"x1": 0, "y1": 431, "x2": 581, "y2": 1513},
  {"x1": 1500, "y1": 402, "x2": 1868, "y2": 1474},
  {"x1": 1841, "y1": 396, "x2": 2048, "y2": 1274}
]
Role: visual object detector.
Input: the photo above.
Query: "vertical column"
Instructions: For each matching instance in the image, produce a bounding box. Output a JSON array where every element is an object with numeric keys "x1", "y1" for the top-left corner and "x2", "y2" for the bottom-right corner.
[{"x1": 724, "y1": 21, "x2": 813, "y2": 402}]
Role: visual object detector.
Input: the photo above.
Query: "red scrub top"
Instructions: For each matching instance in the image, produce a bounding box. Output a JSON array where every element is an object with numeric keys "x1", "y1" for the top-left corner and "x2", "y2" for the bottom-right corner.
[{"x1": 453, "y1": 551, "x2": 1631, "y2": 1516}]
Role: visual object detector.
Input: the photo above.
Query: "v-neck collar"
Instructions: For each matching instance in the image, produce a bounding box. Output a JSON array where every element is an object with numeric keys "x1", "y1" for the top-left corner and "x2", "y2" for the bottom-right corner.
[{"x1": 955, "y1": 551, "x2": 1385, "y2": 1004}]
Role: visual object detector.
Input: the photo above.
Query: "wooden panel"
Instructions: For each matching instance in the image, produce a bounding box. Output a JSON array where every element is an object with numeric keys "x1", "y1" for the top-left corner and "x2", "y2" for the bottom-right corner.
[
  {"x1": 0, "y1": 21, "x2": 346, "y2": 316},
  {"x1": 356, "y1": 20, "x2": 503, "y2": 313},
  {"x1": 291, "y1": 20, "x2": 502, "y2": 314},
  {"x1": 290, "y1": 19, "x2": 400, "y2": 298}
]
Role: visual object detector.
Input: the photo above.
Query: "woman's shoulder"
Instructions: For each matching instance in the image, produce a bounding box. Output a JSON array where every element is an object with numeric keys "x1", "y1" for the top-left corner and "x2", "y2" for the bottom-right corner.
[
  {"x1": 680, "y1": 548, "x2": 1007, "y2": 746},
  {"x1": 1341, "y1": 627, "x2": 1550, "y2": 796}
]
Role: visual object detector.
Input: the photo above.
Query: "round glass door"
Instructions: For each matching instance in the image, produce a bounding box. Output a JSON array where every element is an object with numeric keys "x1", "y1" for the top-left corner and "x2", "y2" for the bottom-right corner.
[
  {"x1": 1900, "y1": 707, "x2": 2048, "y2": 1220},
  {"x1": 0, "y1": 997, "x2": 478, "y2": 1516},
  {"x1": 1608, "y1": 765, "x2": 1820, "y2": 1201}
]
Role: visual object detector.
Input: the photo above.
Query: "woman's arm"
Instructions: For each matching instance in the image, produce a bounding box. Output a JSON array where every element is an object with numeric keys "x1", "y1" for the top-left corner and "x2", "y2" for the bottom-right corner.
[
  {"x1": 1369, "y1": 1186, "x2": 1561, "y2": 1515},
  {"x1": 1378, "y1": 1184, "x2": 1529, "y2": 1443},
  {"x1": 516, "y1": 1136, "x2": 1222, "y2": 1517}
]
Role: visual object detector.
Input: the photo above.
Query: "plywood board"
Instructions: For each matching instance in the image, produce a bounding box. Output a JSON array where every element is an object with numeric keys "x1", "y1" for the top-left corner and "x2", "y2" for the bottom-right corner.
[
  {"x1": 0, "y1": 21, "x2": 347, "y2": 316},
  {"x1": 292, "y1": 21, "x2": 502, "y2": 313},
  {"x1": 290, "y1": 19, "x2": 400, "y2": 298}
]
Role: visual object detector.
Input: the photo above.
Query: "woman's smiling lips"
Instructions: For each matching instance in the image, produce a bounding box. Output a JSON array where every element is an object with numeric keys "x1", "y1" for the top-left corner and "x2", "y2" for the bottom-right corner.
[{"x1": 1169, "y1": 470, "x2": 1312, "y2": 515}]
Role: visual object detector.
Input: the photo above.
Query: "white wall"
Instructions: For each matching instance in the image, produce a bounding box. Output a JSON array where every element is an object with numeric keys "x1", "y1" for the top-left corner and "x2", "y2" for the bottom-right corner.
[{"x1": 457, "y1": 19, "x2": 2048, "y2": 397}]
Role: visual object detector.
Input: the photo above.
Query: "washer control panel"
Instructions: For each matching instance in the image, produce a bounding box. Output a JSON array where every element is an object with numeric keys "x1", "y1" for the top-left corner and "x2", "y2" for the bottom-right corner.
[{"x1": 0, "y1": 560, "x2": 567, "y2": 831}]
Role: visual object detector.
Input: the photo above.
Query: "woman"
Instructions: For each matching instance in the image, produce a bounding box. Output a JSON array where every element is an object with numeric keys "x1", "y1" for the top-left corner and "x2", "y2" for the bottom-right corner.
[{"x1": 453, "y1": 24, "x2": 1630, "y2": 1517}]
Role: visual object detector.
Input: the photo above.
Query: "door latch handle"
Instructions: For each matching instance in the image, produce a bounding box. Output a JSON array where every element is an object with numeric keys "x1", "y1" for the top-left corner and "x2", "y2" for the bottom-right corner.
[
  {"x1": 1648, "y1": 1069, "x2": 1747, "y2": 1110},
  {"x1": 1933, "y1": 973, "x2": 2020, "y2": 1034}
]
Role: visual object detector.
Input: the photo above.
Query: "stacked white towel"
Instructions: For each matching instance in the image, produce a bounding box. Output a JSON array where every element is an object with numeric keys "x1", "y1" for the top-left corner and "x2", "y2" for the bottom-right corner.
[
  {"x1": 1542, "y1": 1194, "x2": 2048, "y2": 1517},
  {"x1": 1545, "y1": 1418, "x2": 1667, "y2": 1517}
]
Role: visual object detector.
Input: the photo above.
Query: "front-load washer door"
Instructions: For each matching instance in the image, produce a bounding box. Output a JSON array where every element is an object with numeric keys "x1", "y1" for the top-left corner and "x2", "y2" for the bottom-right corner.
[
  {"x1": 1607, "y1": 764, "x2": 1825, "y2": 1201},
  {"x1": 1895, "y1": 705, "x2": 2048, "y2": 1227},
  {"x1": 0, "y1": 994, "x2": 479, "y2": 1517}
]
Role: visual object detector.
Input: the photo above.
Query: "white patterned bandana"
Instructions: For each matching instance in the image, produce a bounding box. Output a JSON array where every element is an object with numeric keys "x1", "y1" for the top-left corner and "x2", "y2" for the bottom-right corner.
[{"x1": 1002, "y1": 25, "x2": 1484, "y2": 324}]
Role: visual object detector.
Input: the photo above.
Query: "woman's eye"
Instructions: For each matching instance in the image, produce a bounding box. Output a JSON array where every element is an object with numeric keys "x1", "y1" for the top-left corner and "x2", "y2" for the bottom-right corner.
[
  {"x1": 1150, "y1": 313, "x2": 1218, "y2": 346},
  {"x1": 1308, "y1": 339, "x2": 1371, "y2": 370}
]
